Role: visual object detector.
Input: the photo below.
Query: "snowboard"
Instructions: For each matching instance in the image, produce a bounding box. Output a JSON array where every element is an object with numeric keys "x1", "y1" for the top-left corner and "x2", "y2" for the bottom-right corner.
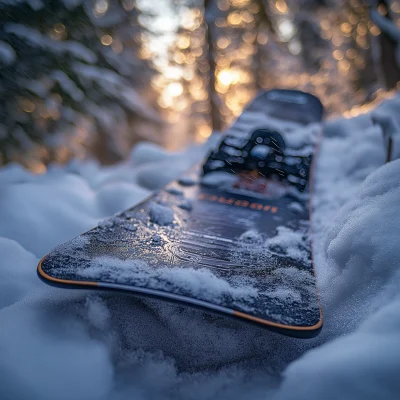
[{"x1": 38, "y1": 89, "x2": 324, "y2": 338}]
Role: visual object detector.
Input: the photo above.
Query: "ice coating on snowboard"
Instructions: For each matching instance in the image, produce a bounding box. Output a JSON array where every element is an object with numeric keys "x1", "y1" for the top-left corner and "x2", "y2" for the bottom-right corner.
[{"x1": 38, "y1": 90, "x2": 323, "y2": 338}]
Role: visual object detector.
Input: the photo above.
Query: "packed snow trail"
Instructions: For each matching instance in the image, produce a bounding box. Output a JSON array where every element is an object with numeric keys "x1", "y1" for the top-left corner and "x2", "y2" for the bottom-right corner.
[{"x1": 1, "y1": 96, "x2": 400, "y2": 400}]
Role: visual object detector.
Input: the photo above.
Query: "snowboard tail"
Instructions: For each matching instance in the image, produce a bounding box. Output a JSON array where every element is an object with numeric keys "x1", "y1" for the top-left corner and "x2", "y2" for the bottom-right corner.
[
  {"x1": 38, "y1": 260, "x2": 321, "y2": 338},
  {"x1": 38, "y1": 90, "x2": 324, "y2": 338}
]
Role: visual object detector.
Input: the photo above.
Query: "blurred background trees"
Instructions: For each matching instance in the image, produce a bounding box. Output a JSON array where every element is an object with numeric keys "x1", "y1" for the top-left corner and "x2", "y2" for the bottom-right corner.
[
  {"x1": 0, "y1": 0, "x2": 161, "y2": 170},
  {"x1": 1, "y1": 0, "x2": 400, "y2": 170}
]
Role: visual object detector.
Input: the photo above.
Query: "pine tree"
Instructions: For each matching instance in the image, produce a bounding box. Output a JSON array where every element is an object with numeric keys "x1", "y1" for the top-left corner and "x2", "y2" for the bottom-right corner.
[{"x1": 0, "y1": 0, "x2": 160, "y2": 168}]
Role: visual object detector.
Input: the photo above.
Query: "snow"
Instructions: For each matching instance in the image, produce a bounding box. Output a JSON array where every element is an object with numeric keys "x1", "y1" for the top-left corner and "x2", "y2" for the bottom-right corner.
[
  {"x1": 21, "y1": 79, "x2": 49, "y2": 98},
  {"x1": 62, "y1": 0, "x2": 82, "y2": 10},
  {"x1": 178, "y1": 198, "x2": 193, "y2": 211},
  {"x1": 52, "y1": 70, "x2": 84, "y2": 102},
  {"x1": 85, "y1": 295, "x2": 111, "y2": 331},
  {"x1": 27, "y1": 0, "x2": 44, "y2": 10},
  {"x1": 0, "y1": 95, "x2": 400, "y2": 399},
  {"x1": 371, "y1": 95, "x2": 400, "y2": 160},
  {"x1": 1, "y1": 0, "x2": 45, "y2": 11},
  {"x1": 79, "y1": 256, "x2": 258, "y2": 305},
  {"x1": 0, "y1": 40, "x2": 16, "y2": 65},
  {"x1": 73, "y1": 62, "x2": 160, "y2": 122},
  {"x1": 239, "y1": 229, "x2": 264, "y2": 245},
  {"x1": 149, "y1": 202, "x2": 174, "y2": 226},
  {"x1": 201, "y1": 171, "x2": 238, "y2": 187},
  {"x1": 0, "y1": 299, "x2": 113, "y2": 400},
  {"x1": 265, "y1": 226, "x2": 310, "y2": 264},
  {"x1": 5, "y1": 23, "x2": 97, "y2": 63},
  {"x1": 178, "y1": 176, "x2": 197, "y2": 186}
]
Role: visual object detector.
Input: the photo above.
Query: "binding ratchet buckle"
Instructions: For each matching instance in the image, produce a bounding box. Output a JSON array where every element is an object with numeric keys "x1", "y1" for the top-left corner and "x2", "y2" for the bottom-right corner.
[{"x1": 202, "y1": 128, "x2": 312, "y2": 192}]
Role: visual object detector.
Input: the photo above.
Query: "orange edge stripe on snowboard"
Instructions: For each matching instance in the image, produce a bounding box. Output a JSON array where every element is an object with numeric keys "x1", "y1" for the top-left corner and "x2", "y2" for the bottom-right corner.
[
  {"x1": 37, "y1": 256, "x2": 322, "y2": 332},
  {"x1": 37, "y1": 257, "x2": 98, "y2": 287}
]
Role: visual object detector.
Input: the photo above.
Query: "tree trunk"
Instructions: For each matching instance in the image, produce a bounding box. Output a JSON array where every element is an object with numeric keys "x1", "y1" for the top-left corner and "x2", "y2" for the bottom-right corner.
[
  {"x1": 254, "y1": 0, "x2": 282, "y2": 90},
  {"x1": 371, "y1": 0, "x2": 400, "y2": 89},
  {"x1": 204, "y1": 0, "x2": 222, "y2": 132}
]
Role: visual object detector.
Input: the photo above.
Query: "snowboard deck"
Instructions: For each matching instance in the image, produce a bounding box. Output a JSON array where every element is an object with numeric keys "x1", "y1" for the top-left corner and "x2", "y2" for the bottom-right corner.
[{"x1": 38, "y1": 90, "x2": 324, "y2": 338}]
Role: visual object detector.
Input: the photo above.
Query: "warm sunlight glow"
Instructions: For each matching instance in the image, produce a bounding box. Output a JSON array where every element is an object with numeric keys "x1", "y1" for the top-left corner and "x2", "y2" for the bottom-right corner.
[
  {"x1": 197, "y1": 125, "x2": 212, "y2": 139},
  {"x1": 340, "y1": 22, "x2": 352, "y2": 34},
  {"x1": 275, "y1": 0, "x2": 288, "y2": 14},
  {"x1": 333, "y1": 50, "x2": 344, "y2": 60},
  {"x1": 217, "y1": 37, "x2": 230, "y2": 49},
  {"x1": 257, "y1": 32, "x2": 268, "y2": 45},
  {"x1": 94, "y1": 0, "x2": 109, "y2": 16},
  {"x1": 277, "y1": 19, "x2": 295, "y2": 41},
  {"x1": 20, "y1": 98, "x2": 35, "y2": 113},
  {"x1": 101, "y1": 34, "x2": 113, "y2": 46},
  {"x1": 370, "y1": 25, "x2": 381, "y2": 35},
  {"x1": 217, "y1": 0, "x2": 229, "y2": 12},
  {"x1": 54, "y1": 23, "x2": 65, "y2": 34},
  {"x1": 230, "y1": 0, "x2": 251, "y2": 7},
  {"x1": 227, "y1": 12, "x2": 242, "y2": 26},
  {"x1": 217, "y1": 69, "x2": 240, "y2": 86},
  {"x1": 166, "y1": 82, "x2": 183, "y2": 97},
  {"x1": 177, "y1": 35, "x2": 190, "y2": 49}
]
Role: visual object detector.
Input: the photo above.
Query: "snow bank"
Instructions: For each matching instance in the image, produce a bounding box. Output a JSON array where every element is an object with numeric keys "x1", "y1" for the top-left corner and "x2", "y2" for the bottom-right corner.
[
  {"x1": 1, "y1": 95, "x2": 400, "y2": 399},
  {"x1": 0, "y1": 299, "x2": 113, "y2": 400}
]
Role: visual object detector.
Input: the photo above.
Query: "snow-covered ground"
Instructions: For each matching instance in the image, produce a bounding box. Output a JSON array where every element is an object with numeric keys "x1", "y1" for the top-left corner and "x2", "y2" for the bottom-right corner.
[{"x1": 1, "y1": 95, "x2": 400, "y2": 400}]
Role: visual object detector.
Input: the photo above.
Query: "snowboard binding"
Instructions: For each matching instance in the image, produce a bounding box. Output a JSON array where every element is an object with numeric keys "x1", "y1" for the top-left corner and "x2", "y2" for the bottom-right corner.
[{"x1": 202, "y1": 128, "x2": 312, "y2": 192}]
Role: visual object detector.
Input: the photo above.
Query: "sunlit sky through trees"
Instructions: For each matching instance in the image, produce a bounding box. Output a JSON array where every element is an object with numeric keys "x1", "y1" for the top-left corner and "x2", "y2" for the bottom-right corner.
[{"x1": 141, "y1": 0, "x2": 400, "y2": 149}]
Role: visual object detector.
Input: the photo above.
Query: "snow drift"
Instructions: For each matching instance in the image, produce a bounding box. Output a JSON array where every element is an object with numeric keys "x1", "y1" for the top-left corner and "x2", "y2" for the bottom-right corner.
[{"x1": 0, "y1": 95, "x2": 400, "y2": 400}]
